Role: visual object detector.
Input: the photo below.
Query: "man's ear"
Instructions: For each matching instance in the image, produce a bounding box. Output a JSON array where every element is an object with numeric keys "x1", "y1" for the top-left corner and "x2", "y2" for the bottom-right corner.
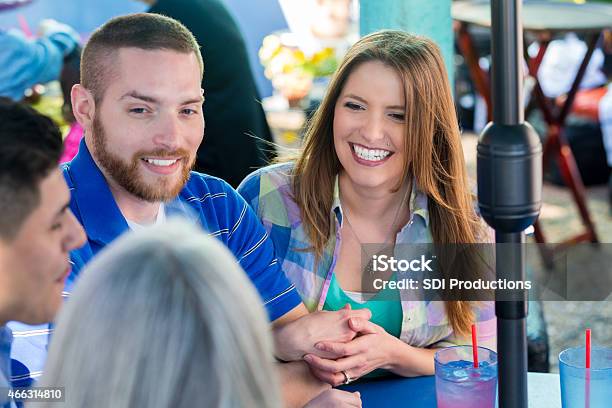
[{"x1": 71, "y1": 84, "x2": 96, "y2": 130}]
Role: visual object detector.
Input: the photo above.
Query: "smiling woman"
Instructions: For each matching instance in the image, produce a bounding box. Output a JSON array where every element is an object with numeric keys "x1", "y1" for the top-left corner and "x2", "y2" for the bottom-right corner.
[
  {"x1": 333, "y1": 60, "x2": 406, "y2": 191},
  {"x1": 238, "y1": 30, "x2": 495, "y2": 386}
]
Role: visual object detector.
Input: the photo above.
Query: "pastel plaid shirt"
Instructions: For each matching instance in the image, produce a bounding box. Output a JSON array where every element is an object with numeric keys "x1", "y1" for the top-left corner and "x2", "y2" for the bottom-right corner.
[{"x1": 238, "y1": 162, "x2": 496, "y2": 350}]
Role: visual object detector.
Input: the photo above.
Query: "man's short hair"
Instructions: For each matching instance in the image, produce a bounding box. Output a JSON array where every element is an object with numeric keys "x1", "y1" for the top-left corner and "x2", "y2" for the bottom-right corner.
[
  {"x1": 0, "y1": 97, "x2": 63, "y2": 241},
  {"x1": 81, "y1": 13, "x2": 204, "y2": 102}
]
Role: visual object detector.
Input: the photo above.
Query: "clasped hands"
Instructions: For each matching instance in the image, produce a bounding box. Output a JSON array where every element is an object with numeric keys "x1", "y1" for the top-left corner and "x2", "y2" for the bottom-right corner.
[{"x1": 276, "y1": 304, "x2": 398, "y2": 387}]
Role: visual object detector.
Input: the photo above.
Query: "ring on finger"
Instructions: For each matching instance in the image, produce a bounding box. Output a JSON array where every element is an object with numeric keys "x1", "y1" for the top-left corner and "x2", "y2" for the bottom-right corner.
[{"x1": 342, "y1": 370, "x2": 353, "y2": 385}]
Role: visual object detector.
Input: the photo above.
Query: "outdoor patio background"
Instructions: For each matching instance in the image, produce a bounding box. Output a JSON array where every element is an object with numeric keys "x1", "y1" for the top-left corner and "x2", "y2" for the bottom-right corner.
[{"x1": 462, "y1": 132, "x2": 612, "y2": 372}]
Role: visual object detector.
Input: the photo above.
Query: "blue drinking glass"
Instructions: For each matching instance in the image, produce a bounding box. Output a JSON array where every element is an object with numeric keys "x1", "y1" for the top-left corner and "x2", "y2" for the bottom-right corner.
[{"x1": 559, "y1": 346, "x2": 612, "y2": 408}]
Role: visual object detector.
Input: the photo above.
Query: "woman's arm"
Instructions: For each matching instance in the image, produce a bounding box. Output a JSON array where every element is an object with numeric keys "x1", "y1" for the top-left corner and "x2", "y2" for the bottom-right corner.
[
  {"x1": 386, "y1": 337, "x2": 438, "y2": 377},
  {"x1": 303, "y1": 318, "x2": 439, "y2": 385},
  {"x1": 303, "y1": 302, "x2": 497, "y2": 385}
]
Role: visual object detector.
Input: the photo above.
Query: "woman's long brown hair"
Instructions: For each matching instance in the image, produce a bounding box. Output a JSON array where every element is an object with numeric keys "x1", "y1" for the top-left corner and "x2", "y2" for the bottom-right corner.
[{"x1": 292, "y1": 31, "x2": 486, "y2": 336}]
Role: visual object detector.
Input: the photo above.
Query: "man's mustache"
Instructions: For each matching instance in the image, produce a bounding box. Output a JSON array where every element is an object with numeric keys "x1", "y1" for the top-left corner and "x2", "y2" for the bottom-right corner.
[{"x1": 134, "y1": 148, "x2": 191, "y2": 158}]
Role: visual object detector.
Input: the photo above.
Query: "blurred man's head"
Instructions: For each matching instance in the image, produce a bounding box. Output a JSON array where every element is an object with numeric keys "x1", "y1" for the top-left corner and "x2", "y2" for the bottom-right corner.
[
  {"x1": 71, "y1": 13, "x2": 205, "y2": 203},
  {"x1": 0, "y1": 98, "x2": 85, "y2": 326}
]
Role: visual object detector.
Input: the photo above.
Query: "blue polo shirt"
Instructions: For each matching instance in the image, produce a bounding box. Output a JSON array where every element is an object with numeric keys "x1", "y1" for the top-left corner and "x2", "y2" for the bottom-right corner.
[{"x1": 7, "y1": 139, "x2": 301, "y2": 388}]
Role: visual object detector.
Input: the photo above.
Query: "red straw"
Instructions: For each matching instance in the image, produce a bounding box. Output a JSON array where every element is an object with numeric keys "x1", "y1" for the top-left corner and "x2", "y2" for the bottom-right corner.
[
  {"x1": 586, "y1": 329, "x2": 591, "y2": 369},
  {"x1": 18, "y1": 15, "x2": 32, "y2": 38},
  {"x1": 472, "y1": 323, "x2": 479, "y2": 368},
  {"x1": 585, "y1": 328, "x2": 591, "y2": 408}
]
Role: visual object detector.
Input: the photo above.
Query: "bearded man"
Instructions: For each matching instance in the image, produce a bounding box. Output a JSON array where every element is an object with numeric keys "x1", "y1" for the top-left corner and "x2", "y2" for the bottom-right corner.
[{"x1": 8, "y1": 14, "x2": 369, "y2": 408}]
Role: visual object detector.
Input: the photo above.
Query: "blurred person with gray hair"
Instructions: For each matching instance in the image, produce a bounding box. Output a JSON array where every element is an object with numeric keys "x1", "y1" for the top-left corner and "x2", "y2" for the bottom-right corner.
[
  {"x1": 36, "y1": 219, "x2": 282, "y2": 408},
  {"x1": 37, "y1": 220, "x2": 361, "y2": 408}
]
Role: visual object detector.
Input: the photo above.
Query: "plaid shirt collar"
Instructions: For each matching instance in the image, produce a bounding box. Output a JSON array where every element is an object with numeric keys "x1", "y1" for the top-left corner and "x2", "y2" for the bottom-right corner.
[{"x1": 331, "y1": 175, "x2": 430, "y2": 228}]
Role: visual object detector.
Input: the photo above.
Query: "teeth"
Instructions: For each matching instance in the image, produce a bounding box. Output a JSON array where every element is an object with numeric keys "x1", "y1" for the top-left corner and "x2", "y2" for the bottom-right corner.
[
  {"x1": 144, "y1": 158, "x2": 178, "y2": 167},
  {"x1": 353, "y1": 144, "x2": 391, "y2": 161}
]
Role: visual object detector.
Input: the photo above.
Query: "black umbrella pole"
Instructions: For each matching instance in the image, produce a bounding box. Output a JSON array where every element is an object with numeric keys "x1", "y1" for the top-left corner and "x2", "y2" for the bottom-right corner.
[
  {"x1": 478, "y1": 122, "x2": 539, "y2": 408},
  {"x1": 477, "y1": 1, "x2": 542, "y2": 408},
  {"x1": 496, "y1": 232, "x2": 528, "y2": 408}
]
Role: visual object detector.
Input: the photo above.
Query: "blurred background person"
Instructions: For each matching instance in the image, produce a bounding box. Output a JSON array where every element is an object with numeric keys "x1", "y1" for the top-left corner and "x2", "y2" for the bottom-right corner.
[
  {"x1": 0, "y1": 0, "x2": 79, "y2": 102},
  {"x1": 0, "y1": 0, "x2": 82, "y2": 164}
]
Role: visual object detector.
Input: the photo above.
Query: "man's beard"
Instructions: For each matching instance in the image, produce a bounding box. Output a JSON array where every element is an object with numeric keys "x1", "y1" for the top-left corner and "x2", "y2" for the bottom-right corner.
[{"x1": 91, "y1": 116, "x2": 193, "y2": 202}]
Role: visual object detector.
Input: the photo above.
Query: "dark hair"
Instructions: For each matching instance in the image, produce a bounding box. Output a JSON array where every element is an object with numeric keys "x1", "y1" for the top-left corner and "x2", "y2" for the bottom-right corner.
[
  {"x1": 0, "y1": 98, "x2": 63, "y2": 241},
  {"x1": 81, "y1": 13, "x2": 204, "y2": 102}
]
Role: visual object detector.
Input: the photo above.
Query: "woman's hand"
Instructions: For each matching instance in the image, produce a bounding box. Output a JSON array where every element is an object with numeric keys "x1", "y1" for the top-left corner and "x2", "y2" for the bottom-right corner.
[
  {"x1": 303, "y1": 317, "x2": 399, "y2": 386},
  {"x1": 275, "y1": 304, "x2": 372, "y2": 362},
  {"x1": 303, "y1": 389, "x2": 362, "y2": 408}
]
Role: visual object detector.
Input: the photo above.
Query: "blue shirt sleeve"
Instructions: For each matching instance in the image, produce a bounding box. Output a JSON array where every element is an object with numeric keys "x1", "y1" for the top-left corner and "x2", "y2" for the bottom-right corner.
[
  {"x1": 0, "y1": 26, "x2": 79, "y2": 101},
  {"x1": 220, "y1": 180, "x2": 301, "y2": 322}
]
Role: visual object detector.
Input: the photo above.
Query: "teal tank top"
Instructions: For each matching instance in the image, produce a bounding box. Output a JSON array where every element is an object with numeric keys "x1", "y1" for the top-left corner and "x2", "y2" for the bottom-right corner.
[{"x1": 322, "y1": 272, "x2": 402, "y2": 378}]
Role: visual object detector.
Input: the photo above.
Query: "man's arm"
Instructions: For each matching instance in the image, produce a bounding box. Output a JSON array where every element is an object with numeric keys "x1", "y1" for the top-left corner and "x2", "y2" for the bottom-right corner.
[
  {"x1": 272, "y1": 303, "x2": 309, "y2": 328},
  {"x1": 0, "y1": 22, "x2": 79, "y2": 101},
  {"x1": 277, "y1": 361, "x2": 330, "y2": 408},
  {"x1": 222, "y1": 182, "x2": 370, "y2": 349}
]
